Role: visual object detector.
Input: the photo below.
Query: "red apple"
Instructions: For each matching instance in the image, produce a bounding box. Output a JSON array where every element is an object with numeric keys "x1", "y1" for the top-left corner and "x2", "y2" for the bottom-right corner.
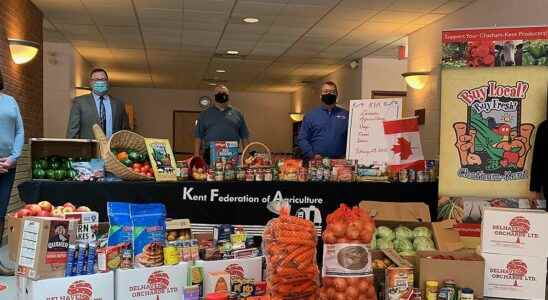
[
  {"x1": 63, "y1": 203, "x2": 76, "y2": 211},
  {"x1": 17, "y1": 208, "x2": 32, "y2": 218},
  {"x1": 51, "y1": 208, "x2": 64, "y2": 217},
  {"x1": 28, "y1": 204, "x2": 42, "y2": 216},
  {"x1": 62, "y1": 207, "x2": 75, "y2": 214},
  {"x1": 76, "y1": 206, "x2": 91, "y2": 212},
  {"x1": 38, "y1": 201, "x2": 53, "y2": 212},
  {"x1": 24, "y1": 204, "x2": 33, "y2": 210},
  {"x1": 36, "y1": 210, "x2": 51, "y2": 217}
]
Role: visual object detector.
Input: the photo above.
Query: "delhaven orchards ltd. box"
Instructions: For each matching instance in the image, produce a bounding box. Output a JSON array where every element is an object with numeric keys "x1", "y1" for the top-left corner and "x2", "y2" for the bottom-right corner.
[
  {"x1": 483, "y1": 252, "x2": 547, "y2": 300},
  {"x1": 481, "y1": 207, "x2": 548, "y2": 257},
  {"x1": 17, "y1": 271, "x2": 114, "y2": 300},
  {"x1": 115, "y1": 262, "x2": 188, "y2": 300}
]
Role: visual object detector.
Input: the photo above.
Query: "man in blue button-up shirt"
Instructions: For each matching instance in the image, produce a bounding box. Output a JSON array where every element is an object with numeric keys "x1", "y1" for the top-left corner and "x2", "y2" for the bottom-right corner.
[{"x1": 298, "y1": 81, "x2": 349, "y2": 159}]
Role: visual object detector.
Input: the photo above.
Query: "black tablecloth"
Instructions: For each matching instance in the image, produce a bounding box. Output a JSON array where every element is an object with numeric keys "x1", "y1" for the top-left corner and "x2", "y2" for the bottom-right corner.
[{"x1": 18, "y1": 181, "x2": 438, "y2": 228}]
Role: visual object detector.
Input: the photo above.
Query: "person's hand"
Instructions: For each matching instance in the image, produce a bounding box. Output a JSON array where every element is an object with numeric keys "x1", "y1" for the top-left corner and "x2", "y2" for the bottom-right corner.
[
  {"x1": 528, "y1": 191, "x2": 541, "y2": 208},
  {"x1": 0, "y1": 157, "x2": 15, "y2": 170}
]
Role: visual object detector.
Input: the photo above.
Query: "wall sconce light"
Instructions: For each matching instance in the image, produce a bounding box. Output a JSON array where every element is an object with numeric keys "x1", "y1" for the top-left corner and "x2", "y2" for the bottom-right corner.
[
  {"x1": 402, "y1": 71, "x2": 430, "y2": 90},
  {"x1": 289, "y1": 113, "x2": 304, "y2": 122},
  {"x1": 8, "y1": 38, "x2": 40, "y2": 64}
]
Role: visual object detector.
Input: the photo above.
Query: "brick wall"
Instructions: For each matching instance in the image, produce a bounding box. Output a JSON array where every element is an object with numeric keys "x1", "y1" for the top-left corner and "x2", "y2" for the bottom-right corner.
[
  {"x1": 1, "y1": 0, "x2": 43, "y2": 244},
  {"x1": 0, "y1": 0, "x2": 43, "y2": 138}
]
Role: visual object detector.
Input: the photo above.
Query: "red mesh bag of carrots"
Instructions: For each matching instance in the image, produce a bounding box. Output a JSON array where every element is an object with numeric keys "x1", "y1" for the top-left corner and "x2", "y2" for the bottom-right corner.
[
  {"x1": 263, "y1": 203, "x2": 319, "y2": 300},
  {"x1": 320, "y1": 204, "x2": 377, "y2": 300}
]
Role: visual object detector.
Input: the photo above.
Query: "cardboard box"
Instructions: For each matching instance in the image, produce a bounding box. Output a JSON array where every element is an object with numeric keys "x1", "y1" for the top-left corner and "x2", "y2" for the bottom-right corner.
[
  {"x1": 197, "y1": 256, "x2": 263, "y2": 293},
  {"x1": 204, "y1": 271, "x2": 231, "y2": 295},
  {"x1": 481, "y1": 207, "x2": 548, "y2": 257},
  {"x1": 64, "y1": 211, "x2": 99, "y2": 242},
  {"x1": 17, "y1": 271, "x2": 114, "y2": 300},
  {"x1": 7, "y1": 214, "x2": 23, "y2": 262},
  {"x1": 115, "y1": 262, "x2": 188, "y2": 300},
  {"x1": 361, "y1": 201, "x2": 464, "y2": 252},
  {"x1": 17, "y1": 217, "x2": 77, "y2": 280},
  {"x1": 418, "y1": 251, "x2": 484, "y2": 299},
  {"x1": 483, "y1": 252, "x2": 547, "y2": 300}
]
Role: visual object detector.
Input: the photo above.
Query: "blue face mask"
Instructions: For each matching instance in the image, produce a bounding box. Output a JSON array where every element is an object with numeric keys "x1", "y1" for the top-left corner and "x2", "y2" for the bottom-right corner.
[{"x1": 92, "y1": 80, "x2": 109, "y2": 95}]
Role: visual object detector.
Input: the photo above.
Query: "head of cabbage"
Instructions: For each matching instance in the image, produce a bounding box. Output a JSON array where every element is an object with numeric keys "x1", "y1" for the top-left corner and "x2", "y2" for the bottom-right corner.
[
  {"x1": 413, "y1": 236, "x2": 436, "y2": 251},
  {"x1": 376, "y1": 226, "x2": 395, "y2": 241},
  {"x1": 413, "y1": 226, "x2": 432, "y2": 239},
  {"x1": 394, "y1": 238, "x2": 414, "y2": 253},
  {"x1": 377, "y1": 238, "x2": 394, "y2": 250},
  {"x1": 395, "y1": 226, "x2": 414, "y2": 240}
]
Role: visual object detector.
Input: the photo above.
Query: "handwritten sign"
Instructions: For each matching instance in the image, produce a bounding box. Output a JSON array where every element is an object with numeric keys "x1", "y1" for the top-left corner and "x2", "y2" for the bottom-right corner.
[{"x1": 346, "y1": 98, "x2": 402, "y2": 165}]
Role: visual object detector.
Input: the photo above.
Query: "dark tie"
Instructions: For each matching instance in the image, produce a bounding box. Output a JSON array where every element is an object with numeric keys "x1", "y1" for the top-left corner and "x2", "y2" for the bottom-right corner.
[{"x1": 99, "y1": 96, "x2": 106, "y2": 133}]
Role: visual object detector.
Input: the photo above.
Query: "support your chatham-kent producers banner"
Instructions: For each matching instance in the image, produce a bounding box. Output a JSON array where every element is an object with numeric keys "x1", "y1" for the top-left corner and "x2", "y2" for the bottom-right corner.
[{"x1": 439, "y1": 26, "x2": 548, "y2": 198}]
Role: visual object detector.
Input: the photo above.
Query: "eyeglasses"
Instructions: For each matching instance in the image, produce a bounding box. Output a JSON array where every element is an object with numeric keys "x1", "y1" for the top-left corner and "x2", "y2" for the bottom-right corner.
[{"x1": 322, "y1": 89, "x2": 337, "y2": 95}]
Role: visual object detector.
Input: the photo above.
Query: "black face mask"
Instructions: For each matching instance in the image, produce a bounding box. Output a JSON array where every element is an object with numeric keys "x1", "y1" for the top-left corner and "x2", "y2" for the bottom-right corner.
[
  {"x1": 321, "y1": 93, "x2": 337, "y2": 105},
  {"x1": 215, "y1": 93, "x2": 229, "y2": 103}
]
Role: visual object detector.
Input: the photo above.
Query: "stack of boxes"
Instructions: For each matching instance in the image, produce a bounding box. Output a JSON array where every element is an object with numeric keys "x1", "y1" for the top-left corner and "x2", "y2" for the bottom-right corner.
[{"x1": 481, "y1": 207, "x2": 548, "y2": 300}]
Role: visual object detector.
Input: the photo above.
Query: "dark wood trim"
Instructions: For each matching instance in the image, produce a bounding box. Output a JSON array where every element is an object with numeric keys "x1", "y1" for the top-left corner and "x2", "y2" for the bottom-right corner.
[
  {"x1": 173, "y1": 110, "x2": 201, "y2": 154},
  {"x1": 371, "y1": 90, "x2": 407, "y2": 98}
]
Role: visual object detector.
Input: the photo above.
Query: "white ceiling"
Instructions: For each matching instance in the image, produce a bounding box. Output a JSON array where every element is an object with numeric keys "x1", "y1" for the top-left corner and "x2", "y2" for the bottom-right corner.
[{"x1": 37, "y1": 0, "x2": 475, "y2": 92}]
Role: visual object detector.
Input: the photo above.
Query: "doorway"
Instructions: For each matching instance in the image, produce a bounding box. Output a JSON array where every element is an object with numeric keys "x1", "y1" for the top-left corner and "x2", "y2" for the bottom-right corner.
[{"x1": 173, "y1": 110, "x2": 200, "y2": 157}]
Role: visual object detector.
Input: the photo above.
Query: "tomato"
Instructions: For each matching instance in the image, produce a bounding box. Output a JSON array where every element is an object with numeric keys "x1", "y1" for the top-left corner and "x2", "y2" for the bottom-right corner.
[
  {"x1": 144, "y1": 161, "x2": 150, "y2": 166},
  {"x1": 142, "y1": 165, "x2": 151, "y2": 172},
  {"x1": 132, "y1": 163, "x2": 142, "y2": 169},
  {"x1": 146, "y1": 172, "x2": 153, "y2": 177}
]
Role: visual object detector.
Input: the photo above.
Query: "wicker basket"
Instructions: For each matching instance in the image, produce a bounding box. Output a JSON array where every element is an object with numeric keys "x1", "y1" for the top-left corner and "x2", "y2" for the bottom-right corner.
[
  {"x1": 92, "y1": 124, "x2": 152, "y2": 181},
  {"x1": 240, "y1": 141, "x2": 273, "y2": 169}
]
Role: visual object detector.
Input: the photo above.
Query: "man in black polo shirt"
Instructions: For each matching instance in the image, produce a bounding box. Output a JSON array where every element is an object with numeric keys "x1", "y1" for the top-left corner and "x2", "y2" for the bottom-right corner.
[{"x1": 194, "y1": 85, "x2": 250, "y2": 163}]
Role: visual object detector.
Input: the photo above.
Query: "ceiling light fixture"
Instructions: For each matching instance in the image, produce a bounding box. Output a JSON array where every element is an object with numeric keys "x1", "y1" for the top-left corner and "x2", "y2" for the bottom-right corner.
[
  {"x1": 243, "y1": 17, "x2": 260, "y2": 23},
  {"x1": 289, "y1": 113, "x2": 304, "y2": 122},
  {"x1": 216, "y1": 69, "x2": 226, "y2": 73},
  {"x1": 226, "y1": 50, "x2": 240, "y2": 55},
  {"x1": 402, "y1": 71, "x2": 430, "y2": 90},
  {"x1": 8, "y1": 38, "x2": 40, "y2": 64}
]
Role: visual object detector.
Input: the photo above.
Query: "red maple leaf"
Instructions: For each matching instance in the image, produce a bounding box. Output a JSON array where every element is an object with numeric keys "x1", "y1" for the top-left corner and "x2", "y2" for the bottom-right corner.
[{"x1": 391, "y1": 137, "x2": 413, "y2": 160}]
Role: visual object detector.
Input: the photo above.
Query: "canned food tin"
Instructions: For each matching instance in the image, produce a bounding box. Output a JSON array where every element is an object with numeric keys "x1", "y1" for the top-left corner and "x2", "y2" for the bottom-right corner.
[
  {"x1": 206, "y1": 170, "x2": 215, "y2": 182},
  {"x1": 244, "y1": 169, "x2": 254, "y2": 181},
  {"x1": 425, "y1": 280, "x2": 438, "y2": 300},
  {"x1": 408, "y1": 169, "x2": 416, "y2": 182},
  {"x1": 437, "y1": 287, "x2": 450, "y2": 300},
  {"x1": 254, "y1": 169, "x2": 264, "y2": 181},
  {"x1": 322, "y1": 158, "x2": 331, "y2": 168},
  {"x1": 224, "y1": 169, "x2": 235, "y2": 181},
  {"x1": 236, "y1": 168, "x2": 246, "y2": 181},
  {"x1": 443, "y1": 280, "x2": 457, "y2": 300},
  {"x1": 298, "y1": 167, "x2": 308, "y2": 182},
  {"x1": 460, "y1": 288, "x2": 474, "y2": 300},
  {"x1": 164, "y1": 243, "x2": 180, "y2": 265},
  {"x1": 214, "y1": 170, "x2": 224, "y2": 181},
  {"x1": 215, "y1": 159, "x2": 223, "y2": 171},
  {"x1": 417, "y1": 171, "x2": 427, "y2": 182},
  {"x1": 399, "y1": 169, "x2": 408, "y2": 183},
  {"x1": 264, "y1": 169, "x2": 273, "y2": 181}
]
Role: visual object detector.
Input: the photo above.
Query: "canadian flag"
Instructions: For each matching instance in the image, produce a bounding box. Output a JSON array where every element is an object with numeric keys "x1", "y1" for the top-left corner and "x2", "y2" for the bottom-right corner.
[{"x1": 383, "y1": 117, "x2": 425, "y2": 172}]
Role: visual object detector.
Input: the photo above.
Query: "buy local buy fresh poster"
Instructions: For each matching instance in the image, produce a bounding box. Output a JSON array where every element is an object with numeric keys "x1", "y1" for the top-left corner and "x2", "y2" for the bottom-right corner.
[{"x1": 439, "y1": 67, "x2": 547, "y2": 198}]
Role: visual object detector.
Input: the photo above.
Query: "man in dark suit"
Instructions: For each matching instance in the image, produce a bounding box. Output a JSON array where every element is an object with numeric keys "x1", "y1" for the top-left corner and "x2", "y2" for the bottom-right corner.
[{"x1": 66, "y1": 68, "x2": 129, "y2": 139}]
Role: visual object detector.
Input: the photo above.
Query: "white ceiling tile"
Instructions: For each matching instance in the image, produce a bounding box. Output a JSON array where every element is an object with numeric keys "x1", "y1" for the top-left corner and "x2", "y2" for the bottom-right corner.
[
  {"x1": 338, "y1": 0, "x2": 397, "y2": 11},
  {"x1": 432, "y1": 0, "x2": 472, "y2": 14},
  {"x1": 134, "y1": 0, "x2": 183, "y2": 10},
  {"x1": 412, "y1": 13, "x2": 447, "y2": 25},
  {"x1": 232, "y1": 1, "x2": 285, "y2": 17},
  {"x1": 184, "y1": 0, "x2": 235, "y2": 13},
  {"x1": 369, "y1": 10, "x2": 422, "y2": 23},
  {"x1": 388, "y1": 0, "x2": 447, "y2": 12}
]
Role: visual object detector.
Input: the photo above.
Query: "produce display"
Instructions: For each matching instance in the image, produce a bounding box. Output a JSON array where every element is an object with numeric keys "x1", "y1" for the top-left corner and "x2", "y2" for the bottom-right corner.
[
  {"x1": 371, "y1": 225, "x2": 435, "y2": 255},
  {"x1": 263, "y1": 204, "x2": 319, "y2": 300},
  {"x1": 32, "y1": 156, "x2": 83, "y2": 181},
  {"x1": 320, "y1": 204, "x2": 377, "y2": 300},
  {"x1": 112, "y1": 147, "x2": 154, "y2": 178},
  {"x1": 12, "y1": 201, "x2": 90, "y2": 218}
]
